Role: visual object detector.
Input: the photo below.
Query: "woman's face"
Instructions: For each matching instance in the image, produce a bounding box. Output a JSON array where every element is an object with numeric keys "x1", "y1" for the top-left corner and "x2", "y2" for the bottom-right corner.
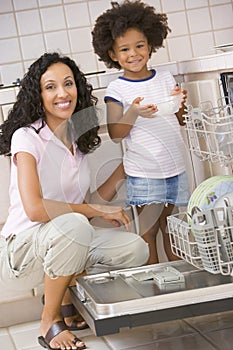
[{"x1": 40, "y1": 62, "x2": 78, "y2": 129}]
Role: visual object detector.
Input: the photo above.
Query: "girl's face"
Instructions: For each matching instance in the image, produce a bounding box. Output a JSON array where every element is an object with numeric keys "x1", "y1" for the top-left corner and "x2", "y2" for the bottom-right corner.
[
  {"x1": 109, "y1": 28, "x2": 151, "y2": 79},
  {"x1": 40, "y1": 62, "x2": 78, "y2": 130}
]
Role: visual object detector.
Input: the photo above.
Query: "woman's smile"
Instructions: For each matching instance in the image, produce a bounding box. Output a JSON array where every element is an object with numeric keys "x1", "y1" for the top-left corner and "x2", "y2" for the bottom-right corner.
[{"x1": 55, "y1": 100, "x2": 72, "y2": 109}]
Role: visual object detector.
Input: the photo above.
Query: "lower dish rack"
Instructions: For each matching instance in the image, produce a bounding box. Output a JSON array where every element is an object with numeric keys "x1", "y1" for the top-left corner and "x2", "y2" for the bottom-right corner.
[{"x1": 167, "y1": 206, "x2": 233, "y2": 276}]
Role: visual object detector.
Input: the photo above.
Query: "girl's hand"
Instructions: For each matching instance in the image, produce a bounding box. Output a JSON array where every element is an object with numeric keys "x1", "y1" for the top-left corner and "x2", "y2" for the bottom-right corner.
[
  {"x1": 171, "y1": 85, "x2": 188, "y2": 126},
  {"x1": 170, "y1": 85, "x2": 187, "y2": 106},
  {"x1": 91, "y1": 204, "x2": 131, "y2": 231},
  {"x1": 131, "y1": 96, "x2": 158, "y2": 118}
]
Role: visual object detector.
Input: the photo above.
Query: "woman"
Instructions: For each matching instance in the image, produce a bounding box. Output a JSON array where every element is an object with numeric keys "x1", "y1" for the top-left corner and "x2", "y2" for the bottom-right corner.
[{"x1": 0, "y1": 52, "x2": 149, "y2": 350}]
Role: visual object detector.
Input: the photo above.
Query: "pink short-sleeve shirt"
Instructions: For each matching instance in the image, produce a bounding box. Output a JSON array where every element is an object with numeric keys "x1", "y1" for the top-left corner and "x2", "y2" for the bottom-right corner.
[{"x1": 1, "y1": 119, "x2": 90, "y2": 238}]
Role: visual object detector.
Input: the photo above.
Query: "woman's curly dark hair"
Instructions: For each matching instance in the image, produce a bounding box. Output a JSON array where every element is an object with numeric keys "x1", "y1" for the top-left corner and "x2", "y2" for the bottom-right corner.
[
  {"x1": 92, "y1": 0, "x2": 171, "y2": 69},
  {"x1": 0, "y1": 52, "x2": 101, "y2": 155}
]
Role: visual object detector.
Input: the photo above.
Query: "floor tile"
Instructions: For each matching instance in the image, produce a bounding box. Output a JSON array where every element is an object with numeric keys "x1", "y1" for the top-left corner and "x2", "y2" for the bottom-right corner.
[
  {"x1": 7, "y1": 320, "x2": 112, "y2": 350},
  {"x1": 0, "y1": 328, "x2": 16, "y2": 350},
  {"x1": 19, "y1": 346, "x2": 41, "y2": 350},
  {"x1": 117, "y1": 343, "x2": 160, "y2": 350},
  {"x1": 119, "y1": 334, "x2": 219, "y2": 350},
  {"x1": 77, "y1": 335, "x2": 112, "y2": 349},
  {"x1": 73, "y1": 326, "x2": 94, "y2": 338},
  {"x1": 103, "y1": 320, "x2": 196, "y2": 349},
  {"x1": 148, "y1": 319, "x2": 197, "y2": 339},
  {"x1": 72, "y1": 328, "x2": 112, "y2": 350},
  {"x1": 202, "y1": 327, "x2": 233, "y2": 350},
  {"x1": 8, "y1": 321, "x2": 40, "y2": 350},
  {"x1": 3, "y1": 314, "x2": 233, "y2": 350},
  {"x1": 185, "y1": 311, "x2": 233, "y2": 332}
]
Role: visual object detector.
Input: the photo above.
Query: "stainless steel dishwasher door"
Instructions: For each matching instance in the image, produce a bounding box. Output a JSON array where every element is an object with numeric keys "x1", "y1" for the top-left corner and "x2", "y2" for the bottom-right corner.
[{"x1": 70, "y1": 260, "x2": 233, "y2": 336}]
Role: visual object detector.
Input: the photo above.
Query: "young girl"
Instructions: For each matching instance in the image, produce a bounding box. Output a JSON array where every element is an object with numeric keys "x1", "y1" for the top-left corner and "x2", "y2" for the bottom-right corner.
[
  {"x1": 0, "y1": 52, "x2": 149, "y2": 350},
  {"x1": 92, "y1": 0, "x2": 190, "y2": 264}
]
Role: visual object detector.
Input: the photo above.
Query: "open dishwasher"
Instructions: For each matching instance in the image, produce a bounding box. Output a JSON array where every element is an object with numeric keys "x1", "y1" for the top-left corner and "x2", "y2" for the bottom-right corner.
[{"x1": 70, "y1": 101, "x2": 233, "y2": 336}]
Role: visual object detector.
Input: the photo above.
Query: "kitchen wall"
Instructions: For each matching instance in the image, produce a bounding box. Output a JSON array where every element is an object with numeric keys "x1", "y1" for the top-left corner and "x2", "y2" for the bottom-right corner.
[{"x1": 0, "y1": 0, "x2": 233, "y2": 87}]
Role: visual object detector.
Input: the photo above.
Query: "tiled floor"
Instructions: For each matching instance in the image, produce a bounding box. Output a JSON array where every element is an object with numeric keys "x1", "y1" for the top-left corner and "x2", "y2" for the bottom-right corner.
[{"x1": 1, "y1": 310, "x2": 233, "y2": 350}]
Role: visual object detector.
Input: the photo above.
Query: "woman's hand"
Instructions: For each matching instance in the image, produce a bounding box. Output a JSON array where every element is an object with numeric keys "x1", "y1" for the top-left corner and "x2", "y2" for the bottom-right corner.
[
  {"x1": 90, "y1": 204, "x2": 131, "y2": 231},
  {"x1": 131, "y1": 97, "x2": 158, "y2": 118}
]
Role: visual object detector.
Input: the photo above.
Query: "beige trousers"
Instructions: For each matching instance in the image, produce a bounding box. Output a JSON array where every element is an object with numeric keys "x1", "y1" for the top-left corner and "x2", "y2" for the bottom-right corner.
[{"x1": 0, "y1": 213, "x2": 149, "y2": 292}]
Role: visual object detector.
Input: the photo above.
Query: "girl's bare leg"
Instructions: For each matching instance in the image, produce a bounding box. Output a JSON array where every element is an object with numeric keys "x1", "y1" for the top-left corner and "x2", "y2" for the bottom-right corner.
[
  {"x1": 159, "y1": 204, "x2": 180, "y2": 261},
  {"x1": 40, "y1": 274, "x2": 85, "y2": 349},
  {"x1": 137, "y1": 203, "x2": 163, "y2": 264}
]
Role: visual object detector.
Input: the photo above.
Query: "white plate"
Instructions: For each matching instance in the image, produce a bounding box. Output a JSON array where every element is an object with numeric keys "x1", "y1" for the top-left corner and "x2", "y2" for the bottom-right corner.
[
  {"x1": 187, "y1": 175, "x2": 233, "y2": 217},
  {"x1": 213, "y1": 191, "x2": 233, "y2": 210}
]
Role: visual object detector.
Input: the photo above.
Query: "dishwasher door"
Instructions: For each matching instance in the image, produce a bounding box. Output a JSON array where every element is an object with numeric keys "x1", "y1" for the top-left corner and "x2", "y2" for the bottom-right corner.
[{"x1": 70, "y1": 260, "x2": 233, "y2": 336}]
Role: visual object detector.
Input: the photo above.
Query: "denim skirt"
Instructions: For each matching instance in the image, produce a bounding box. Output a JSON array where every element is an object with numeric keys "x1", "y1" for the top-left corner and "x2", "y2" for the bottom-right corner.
[{"x1": 126, "y1": 172, "x2": 190, "y2": 206}]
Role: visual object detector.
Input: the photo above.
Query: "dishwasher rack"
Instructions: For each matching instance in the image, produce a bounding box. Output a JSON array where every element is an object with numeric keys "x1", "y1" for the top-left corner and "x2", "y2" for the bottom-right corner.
[
  {"x1": 167, "y1": 207, "x2": 233, "y2": 276},
  {"x1": 185, "y1": 101, "x2": 233, "y2": 166},
  {"x1": 168, "y1": 100, "x2": 233, "y2": 276}
]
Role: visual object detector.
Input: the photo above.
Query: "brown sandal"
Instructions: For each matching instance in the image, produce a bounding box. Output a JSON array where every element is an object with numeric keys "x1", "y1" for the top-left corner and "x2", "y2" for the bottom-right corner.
[
  {"x1": 38, "y1": 320, "x2": 86, "y2": 349},
  {"x1": 61, "y1": 303, "x2": 89, "y2": 331},
  {"x1": 41, "y1": 295, "x2": 89, "y2": 331}
]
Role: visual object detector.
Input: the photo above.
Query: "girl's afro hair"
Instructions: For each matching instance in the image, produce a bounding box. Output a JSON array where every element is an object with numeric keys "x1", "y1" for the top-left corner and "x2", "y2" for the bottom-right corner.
[{"x1": 92, "y1": 0, "x2": 171, "y2": 69}]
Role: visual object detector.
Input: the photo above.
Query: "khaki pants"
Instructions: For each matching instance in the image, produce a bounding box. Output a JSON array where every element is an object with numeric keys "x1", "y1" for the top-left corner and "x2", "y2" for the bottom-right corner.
[{"x1": 0, "y1": 213, "x2": 149, "y2": 292}]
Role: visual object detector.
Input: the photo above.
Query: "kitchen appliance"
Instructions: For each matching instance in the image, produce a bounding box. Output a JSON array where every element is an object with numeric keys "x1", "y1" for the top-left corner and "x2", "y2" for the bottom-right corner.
[
  {"x1": 70, "y1": 260, "x2": 233, "y2": 336},
  {"x1": 70, "y1": 99, "x2": 233, "y2": 337},
  {"x1": 168, "y1": 103, "x2": 233, "y2": 276},
  {"x1": 184, "y1": 101, "x2": 233, "y2": 166},
  {"x1": 220, "y1": 71, "x2": 233, "y2": 105}
]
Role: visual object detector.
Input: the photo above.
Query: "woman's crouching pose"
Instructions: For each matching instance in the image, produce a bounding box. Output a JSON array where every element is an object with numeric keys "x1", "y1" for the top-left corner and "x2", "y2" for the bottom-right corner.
[{"x1": 0, "y1": 52, "x2": 149, "y2": 350}]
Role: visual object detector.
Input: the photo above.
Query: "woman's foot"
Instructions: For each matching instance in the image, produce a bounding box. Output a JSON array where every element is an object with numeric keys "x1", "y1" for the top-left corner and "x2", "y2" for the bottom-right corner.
[
  {"x1": 39, "y1": 319, "x2": 86, "y2": 349},
  {"x1": 64, "y1": 314, "x2": 88, "y2": 331},
  {"x1": 41, "y1": 296, "x2": 88, "y2": 331},
  {"x1": 60, "y1": 303, "x2": 89, "y2": 331}
]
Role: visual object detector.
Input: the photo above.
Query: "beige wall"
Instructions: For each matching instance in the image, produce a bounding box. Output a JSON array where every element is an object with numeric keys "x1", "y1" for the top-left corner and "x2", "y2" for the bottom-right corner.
[{"x1": 0, "y1": 0, "x2": 233, "y2": 86}]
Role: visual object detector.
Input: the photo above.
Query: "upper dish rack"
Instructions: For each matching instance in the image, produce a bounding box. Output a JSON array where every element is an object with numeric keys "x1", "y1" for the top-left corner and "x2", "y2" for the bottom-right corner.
[{"x1": 185, "y1": 100, "x2": 233, "y2": 166}]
